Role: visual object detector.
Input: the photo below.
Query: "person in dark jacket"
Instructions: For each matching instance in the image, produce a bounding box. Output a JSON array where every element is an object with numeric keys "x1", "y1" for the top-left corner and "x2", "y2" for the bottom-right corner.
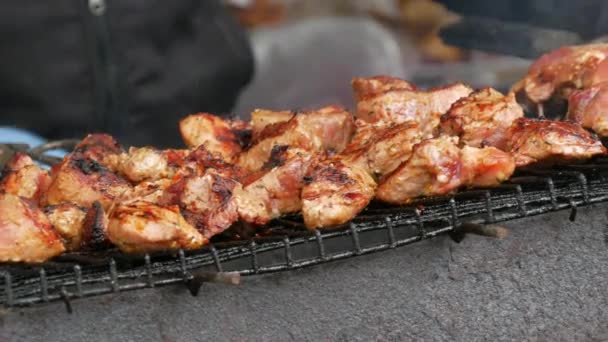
[{"x1": 0, "y1": 0, "x2": 253, "y2": 148}]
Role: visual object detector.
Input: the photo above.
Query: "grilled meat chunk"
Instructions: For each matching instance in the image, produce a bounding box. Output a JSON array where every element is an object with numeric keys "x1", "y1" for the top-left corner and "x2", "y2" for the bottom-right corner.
[
  {"x1": 179, "y1": 113, "x2": 247, "y2": 161},
  {"x1": 460, "y1": 146, "x2": 515, "y2": 188},
  {"x1": 352, "y1": 75, "x2": 415, "y2": 101},
  {"x1": 43, "y1": 155, "x2": 131, "y2": 210},
  {"x1": 302, "y1": 159, "x2": 376, "y2": 229},
  {"x1": 238, "y1": 105, "x2": 355, "y2": 172},
  {"x1": 354, "y1": 77, "x2": 472, "y2": 134},
  {"x1": 158, "y1": 146, "x2": 244, "y2": 238},
  {"x1": 440, "y1": 88, "x2": 524, "y2": 150},
  {"x1": 376, "y1": 136, "x2": 514, "y2": 204},
  {"x1": 506, "y1": 118, "x2": 606, "y2": 167},
  {"x1": 107, "y1": 201, "x2": 206, "y2": 254},
  {"x1": 250, "y1": 109, "x2": 294, "y2": 143},
  {"x1": 0, "y1": 153, "x2": 51, "y2": 202},
  {"x1": 44, "y1": 203, "x2": 87, "y2": 251},
  {"x1": 566, "y1": 82, "x2": 608, "y2": 137},
  {"x1": 113, "y1": 147, "x2": 188, "y2": 183},
  {"x1": 73, "y1": 134, "x2": 124, "y2": 169},
  {"x1": 302, "y1": 120, "x2": 423, "y2": 229},
  {"x1": 0, "y1": 193, "x2": 65, "y2": 263},
  {"x1": 236, "y1": 146, "x2": 317, "y2": 225},
  {"x1": 343, "y1": 120, "x2": 424, "y2": 176},
  {"x1": 512, "y1": 44, "x2": 608, "y2": 104}
]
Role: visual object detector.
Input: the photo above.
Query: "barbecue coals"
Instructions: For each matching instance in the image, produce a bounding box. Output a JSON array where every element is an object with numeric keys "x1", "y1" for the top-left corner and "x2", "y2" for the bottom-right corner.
[{"x1": 1, "y1": 68, "x2": 607, "y2": 263}]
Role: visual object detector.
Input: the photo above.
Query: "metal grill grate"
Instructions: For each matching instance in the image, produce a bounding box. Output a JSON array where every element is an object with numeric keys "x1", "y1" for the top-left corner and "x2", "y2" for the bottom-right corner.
[{"x1": 1, "y1": 140, "x2": 608, "y2": 310}]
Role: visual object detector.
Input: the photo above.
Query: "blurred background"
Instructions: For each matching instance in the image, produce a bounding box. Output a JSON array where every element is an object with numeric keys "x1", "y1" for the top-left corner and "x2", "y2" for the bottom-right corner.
[{"x1": 225, "y1": 0, "x2": 530, "y2": 119}]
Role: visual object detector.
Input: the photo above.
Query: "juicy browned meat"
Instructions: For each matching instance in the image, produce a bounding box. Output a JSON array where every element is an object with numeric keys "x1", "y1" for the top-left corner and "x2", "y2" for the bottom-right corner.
[
  {"x1": 0, "y1": 153, "x2": 51, "y2": 202},
  {"x1": 566, "y1": 82, "x2": 608, "y2": 137},
  {"x1": 0, "y1": 192, "x2": 65, "y2": 263},
  {"x1": 512, "y1": 44, "x2": 608, "y2": 104},
  {"x1": 343, "y1": 120, "x2": 424, "y2": 176},
  {"x1": 506, "y1": 118, "x2": 606, "y2": 167},
  {"x1": 157, "y1": 146, "x2": 244, "y2": 238},
  {"x1": 43, "y1": 156, "x2": 132, "y2": 210},
  {"x1": 440, "y1": 88, "x2": 524, "y2": 150},
  {"x1": 460, "y1": 146, "x2": 515, "y2": 188},
  {"x1": 302, "y1": 159, "x2": 376, "y2": 229},
  {"x1": 236, "y1": 146, "x2": 317, "y2": 225},
  {"x1": 238, "y1": 105, "x2": 355, "y2": 172},
  {"x1": 354, "y1": 78, "x2": 472, "y2": 134},
  {"x1": 113, "y1": 147, "x2": 188, "y2": 183},
  {"x1": 107, "y1": 201, "x2": 206, "y2": 254},
  {"x1": 352, "y1": 75, "x2": 415, "y2": 102},
  {"x1": 179, "y1": 113, "x2": 246, "y2": 160},
  {"x1": 250, "y1": 109, "x2": 294, "y2": 143},
  {"x1": 376, "y1": 136, "x2": 515, "y2": 204},
  {"x1": 44, "y1": 203, "x2": 87, "y2": 251},
  {"x1": 301, "y1": 120, "x2": 423, "y2": 229},
  {"x1": 73, "y1": 134, "x2": 124, "y2": 169}
]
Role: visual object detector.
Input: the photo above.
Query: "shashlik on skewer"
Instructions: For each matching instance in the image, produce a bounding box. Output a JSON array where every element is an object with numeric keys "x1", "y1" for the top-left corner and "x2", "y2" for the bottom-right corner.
[
  {"x1": 511, "y1": 43, "x2": 608, "y2": 117},
  {"x1": 1, "y1": 71, "x2": 607, "y2": 263}
]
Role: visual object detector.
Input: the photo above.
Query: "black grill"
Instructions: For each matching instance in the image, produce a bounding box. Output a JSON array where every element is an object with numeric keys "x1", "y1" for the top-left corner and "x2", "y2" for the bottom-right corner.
[{"x1": 1, "y1": 140, "x2": 608, "y2": 311}]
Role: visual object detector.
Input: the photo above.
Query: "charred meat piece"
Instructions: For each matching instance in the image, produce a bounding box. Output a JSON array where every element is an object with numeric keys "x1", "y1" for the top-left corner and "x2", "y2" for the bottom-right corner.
[
  {"x1": 0, "y1": 192, "x2": 65, "y2": 263},
  {"x1": 302, "y1": 159, "x2": 376, "y2": 229},
  {"x1": 236, "y1": 146, "x2": 317, "y2": 225},
  {"x1": 506, "y1": 118, "x2": 606, "y2": 167},
  {"x1": 566, "y1": 82, "x2": 608, "y2": 137},
  {"x1": 440, "y1": 88, "x2": 524, "y2": 150},
  {"x1": 343, "y1": 120, "x2": 424, "y2": 176},
  {"x1": 354, "y1": 77, "x2": 472, "y2": 133},
  {"x1": 107, "y1": 201, "x2": 206, "y2": 254},
  {"x1": 0, "y1": 153, "x2": 51, "y2": 202},
  {"x1": 301, "y1": 120, "x2": 423, "y2": 229},
  {"x1": 352, "y1": 75, "x2": 415, "y2": 102},
  {"x1": 113, "y1": 147, "x2": 188, "y2": 183},
  {"x1": 376, "y1": 136, "x2": 514, "y2": 204},
  {"x1": 43, "y1": 155, "x2": 132, "y2": 210},
  {"x1": 44, "y1": 203, "x2": 87, "y2": 251},
  {"x1": 158, "y1": 146, "x2": 244, "y2": 239},
  {"x1": 238, "y1": 105, "x2": 355, "y2": 172},
  {"x1": 512, "y1": 44, "x2": 608, "y2": 105},
  {"x1": 179, "y1": 113, "x2": 247, "y2": 161},
  {"x1": 73, "y1": 134, "x2": 124, "y2": 169},
  {"x1": 250, "y1": 109, "x2": 294, "y2": 143}
]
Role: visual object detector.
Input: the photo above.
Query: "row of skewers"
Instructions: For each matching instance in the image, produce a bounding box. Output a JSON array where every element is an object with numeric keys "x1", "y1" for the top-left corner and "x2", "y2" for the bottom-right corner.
[{"x1": 2, "y1": 43, "x2": 608, "y2": 263}]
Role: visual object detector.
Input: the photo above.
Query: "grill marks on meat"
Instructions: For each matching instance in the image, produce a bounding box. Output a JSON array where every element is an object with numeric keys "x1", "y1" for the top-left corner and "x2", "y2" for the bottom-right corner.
[
  {"x1": 344, "y1": 120, "x2": 424, "y2": 176},
  {"x1": 43, "y1": 155, "x2": 132, "y2": 210},
  {"x1": 440, "y1": 88, "x2": 524, "y2": 150},
  {"x1": 376, "y1": 136, "x2": 515, "y2": 204},
  {"x1": 512, "y1": 44, "x2": 608, "y2": 105},
  {"x1": 302, "y1": 159, "x2": 376, "y2": 229},
  {"x1": 236, "y1": 147, "x2": 317, "y2": 225},
  {"x1": 0, "y1": 193, "x2": 65, "y2": 263},
  {"x1": 352, "y1": 75, "x2": 415, "y2": 101},
  {"x1": 179, "y1": 113, "x2": 248, "y2": 161},
  {"x1": 506, "y1": 118, "x2": 606, "y2": 167},
  {"x1": 251, "y1": 109, "x2": 295, "y2": 143},
  {"x1": 566, "y1": 82, "x2": 608, "y2": 137},
  {"x1": 107, "y1": 201, "x2": 206, "y2": 254},
  {"x1": 354, "y1": 79, "x2": 472, "y2": 136},
  {"x1": 157, "y1": 146, "x2": 244, "y2": 238},
  {"x1": 0, "y1": 153, "x2": 51, "y2": 202},
  {"x1": 237, "y1": 106, "x2": 355, "y2": 172}
]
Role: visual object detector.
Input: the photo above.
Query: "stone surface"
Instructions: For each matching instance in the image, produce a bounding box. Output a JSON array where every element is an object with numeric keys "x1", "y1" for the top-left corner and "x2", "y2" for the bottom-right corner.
[{"x1": 2, "y1": 203, "x2": 608, "y2": 342}]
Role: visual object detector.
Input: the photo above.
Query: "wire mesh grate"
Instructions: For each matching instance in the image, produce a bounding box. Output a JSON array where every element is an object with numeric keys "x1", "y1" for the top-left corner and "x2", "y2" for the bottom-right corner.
[{"x1": 1, "y1": 141, "x2": 608, "y2": 309}]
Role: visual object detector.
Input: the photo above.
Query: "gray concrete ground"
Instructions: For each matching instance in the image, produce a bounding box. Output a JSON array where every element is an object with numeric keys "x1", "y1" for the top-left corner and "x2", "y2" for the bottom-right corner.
[{"x1": 2, "y1": 203, "x2": 608, "y2": 342}]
